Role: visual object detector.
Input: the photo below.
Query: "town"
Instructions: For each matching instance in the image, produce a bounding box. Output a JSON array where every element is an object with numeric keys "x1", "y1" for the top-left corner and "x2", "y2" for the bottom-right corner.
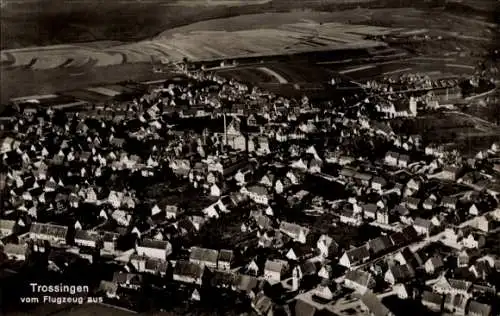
[{"x1": 0, "y1": 56, "x2": 499, "y2": 316}]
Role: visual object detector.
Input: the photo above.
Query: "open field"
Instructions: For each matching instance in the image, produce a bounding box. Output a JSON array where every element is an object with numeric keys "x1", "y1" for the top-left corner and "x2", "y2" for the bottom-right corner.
[
  {"x1": 0, "y1": 63, "x2": 172, "y2": 104},
  {"x1": 2, "y1": 18, "x2": 392, "y2": 71},
  {"x1": 332, "y1": 57, "x2": 478, "y2": 81},
  {"x1": 391, "y1": 111, "x2": 500, "y2": 155}
]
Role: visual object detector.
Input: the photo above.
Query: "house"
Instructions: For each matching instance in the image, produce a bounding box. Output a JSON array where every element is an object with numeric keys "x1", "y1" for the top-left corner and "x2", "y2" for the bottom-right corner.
[
  {"x1": 0, "y1": 220, "x2": 16, "y2": 237},
  {"x1": 165, "y1": 205, "x2": 180, "y2": 220},
  {"x1": 279, "y1": 221, "x2": 309, "y2": 244},
  {"x1": 275, "y1": 178, "x2": 292, "y2": 195},
  {"x1": 457, "y1": 250, "x2": 470, "y2": 268},
  {"x1": 404, "y1": 197, "x2": 420, "y2": 210},
  {"x1": 173, "y1": 260, "x2": 204, "y2": 285},
  {"x1": 467, "y1": 300, "x2": 492, "y2": 316},
  {"x1": 376, "y1": 209, "x2": 390, "y2": 225},
  {"x1": 28, "y1": 223, "x2": 68, "y2": 245},
  {"x1": 473, "y1": 215, "x2": 494, "y2": 233},
  {"x1": 294, "y1": 299, "x2": 317, "y2": 316},
  {"x1": 235, "y1": 168, "x2": 252, "y2": 185},
  {"x1": 3, "y1": 243, "x2": 28, "y2": 261},
  {"x1": 413, "y1": 218, "x2": 432, "y2": 236},
  {"x1": 423, "y1": 198, "x2": 436, "y2": 210},
  {"x1": 385, "y1": 151, "x2": 399, "y2": 166},
  {"x1": 217, "y1": 249, "x2": 234, "y2": 271},
  {"x1": 460, "y1": 233, "x2": 485, "y2": 249},
  {"x1": 363, "y1": 203, "x2": 378, "y2": 220},
  {"x1": 441, "y1": 166, "x2": 461, "y2": 181},
  {"x1": 441, "y1": 196, "x2": 458, "y2": 210},
  {"x1": 421, "y1": 291, "x2": 443, "y2": 312},
  {"x1": 210, "y1": 270, "x2": 237, "y2": 289},
  {"x1": 264, "y1": 259, "x2": 287, "y2": 283},
  {"x1": 252, "y1": 292, "x2": 274, "y2": 316},
  {"x1": 317, "y1": 234, "x2": 338, "y2": 258},
  {"x1": 233, "y1": 274, "x2": 259, "y2": 295},
  {"x1": 242, "y1": 185, "x2": 271, "y2": 205},
  {"x1": 99, "y1": 280, "x2": 118, "y2": 298},
  {"x1": 444, "y1": 293, "x2": 467, "y2": 315},
  {"x1": 360, "y1": 290, "x2": 394, "y2": 316},
  {"x1": 368, "y1": 236, "x2": 393, "y2": 256},
  {"x1": 112, "y1": 272, "x2": 143, "y2": 290},
  {"x1": 286, "y1": 244, "x2": 314, "y2": 261},
  {"x1": 384, "y1": 263, "x2": 413, "y2": 285},
  {"x1": 340, "y1": 208, "x2": 363, "y2": 227},
  {"x1": 448, "y1": 278, "x2": 472, "y2": 295},
  {"x1": 425, "y1": 255, "x2": 444, "y2": 274},
  {"x1": 371, "y1": 177, "x2": 387, "y2": 191},
  {"x1": 74, "y1": 230, "x2": 100, "y2": 248},
  {"x1": 339, "y1": 246, "x2": 370, "y2": 268},
  {"x1": 344, "y1": 269, "x2": 375, "y2": 294},
  {"x1": 189, "y1": 246, "x2": 219, "y2": 269},
  {"x1": 136, "y1": 239, "x2": 172, "y2": 260},
  {"x1": 469, "y1": 261, "x2": 492, "y2": 280},
  {"x1": 101, "y1": 232, "x2": 119, "y2": 253},
  {"x1": 260, "y1": 173, "x2": 275, "y2": 188},
  {"x1": 398, "y1": 155, "x2": 410, "y2": 168},
  {"x1": 469, "y1": 204, "x2": 479, "y2": 216}
]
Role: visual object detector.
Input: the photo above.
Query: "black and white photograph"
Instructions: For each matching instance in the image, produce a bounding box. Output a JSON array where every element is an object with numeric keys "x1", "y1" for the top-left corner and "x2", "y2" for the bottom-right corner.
[{"x1": 1, "y1": 0, "x2": 499, "y2": 315}]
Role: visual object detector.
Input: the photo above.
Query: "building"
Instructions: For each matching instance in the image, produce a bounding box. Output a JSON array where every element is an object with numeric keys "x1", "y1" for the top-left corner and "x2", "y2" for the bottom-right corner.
[
  {"x1": 344, "y1": 269, "x2": 375, "y2": 294},
  {"x1": 74, "y1": 230, "x2": 100, "y2": 248},
  {"x1": 264, "y1": 259, "x2": 287, "y2": 283},
  {"x1": 189, "y1": 247, "x2": 219, "y2": 269},
  {"x1": 0, "y1": 220, "x2": 16, "y2": 238},
  {"x1": 425, "y1": 256, "x2": 444, "y2": 274},
  {"x1": 444, "y1": 293, "x2": 467, "y2": 315},
  {"x1": 421, "y1": 291, "x2": 443, "y2": 312},
  {"x1": 340, "y1": 208, "x2": 363, "y2": 227},
  {"x1": 27, "y1": 223, "x2": 68, "y2": 245},
  {"x1": 217, "y1": 249, "x2": 234, "y2": 271},
  {"x1": 413, "y1": 218, "x2": 432, "y2": 236},
  {"x1": 242, "y1": 185, "x2": 271, "y2": 205},
  {"x1": 136, "y1": 239, "x2": 172, "y2": 260},
  {"x1": 112, "y1": 272, "x2": 143, "y2": 290},
  {"x1": 467, "y1": 300, "x2": 492, "y2": 316},
  {"x1": 339, "y1": 246, "x2": 370, "y2": 268},
  {"x1": 173, "y1": 260, "x2": 204, "y2": 285},
  {"x1": 279, "y1": 221, "x2": 309, "y2": 244}
]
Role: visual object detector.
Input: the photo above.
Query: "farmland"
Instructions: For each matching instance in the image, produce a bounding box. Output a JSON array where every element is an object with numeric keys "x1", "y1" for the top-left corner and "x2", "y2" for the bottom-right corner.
[{"x1": 391, "y1": 112, "x2": 500, "y2": 155}]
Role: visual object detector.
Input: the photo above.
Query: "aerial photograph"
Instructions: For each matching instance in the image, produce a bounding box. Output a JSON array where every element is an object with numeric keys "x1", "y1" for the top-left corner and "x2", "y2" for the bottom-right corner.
[{"x1": 0, "y1": 0, "x2": 499, "y2": 315}]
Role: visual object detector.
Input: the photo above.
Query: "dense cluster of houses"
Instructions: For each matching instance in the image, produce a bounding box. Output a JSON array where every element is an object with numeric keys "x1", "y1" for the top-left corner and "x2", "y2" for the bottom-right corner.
[{"x1": 1, "y1": 67, "x2": 499, "y2": 315}]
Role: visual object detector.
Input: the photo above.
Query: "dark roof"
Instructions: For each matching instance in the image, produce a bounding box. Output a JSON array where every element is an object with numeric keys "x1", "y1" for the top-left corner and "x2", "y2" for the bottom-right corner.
[
  {"x1": 140, "y1": 239, "x2": 169, "y2": 250},
  {"x1": 173, "y1": 260, "x2": 204, "y2": 278},
  {"x1": 145, "y1": 258, "x2": 168, "y2": 273},
  {"x1": 210, "y1": 270, "x2": 236, "y2": 287},
  {"x1": 294, "y1": 299, "x2": 316, "y2": 316},
  {"x1": 112, "y1": 272, "x2": 143, "y2": 285},
  {"x1": 233, "y1": 274, "x2": 259, "y2": 293},
  {"x1": 74, "y1": 230, "x2": 100, "y2": 242},
  {"x1": 421, "y1": 291, "x2": 443, "y2": 305},
  {"x1": 252, "y1": 292, "x2": 274, "y2": 316},
  {"x1": 345, "y1": 269, "x2": 372, "y2": 287},
  {"x1": 448, "y1": 279, "x2": 471, "y2": 291},
  {"x1": 468, "y1": 300, "x2": 492, "y2": 316},
  {"x1": 190, "y1": 247, "x2": 219, "y2": 263},
  {"x1": 218, "y1": 249, "x2": 234, "y2": 262},
  {"x1": 30, "y1": 223, "x2": 68, "y2": 238},
  {"x1": 368, "y1": 236, "x2": 393, "y2": 254},
  {"x1": 360, "y1": 290, "x2": 391, "y2": 316},
  {"x1": 345, "y1": 245, "x2": 370, "y2": 263}
]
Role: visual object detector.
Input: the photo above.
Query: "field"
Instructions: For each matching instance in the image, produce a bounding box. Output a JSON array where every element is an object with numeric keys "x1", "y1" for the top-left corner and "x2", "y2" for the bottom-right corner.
[
  {"x1": 0, "y1": 63, "x2": 173, "y2": 104},
  {"x1": 391, "y1": 111, "x2": 500, "y2": 155},
  {"x1": 333, "y1": 57, "x2": 478, "y2": 81}
]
